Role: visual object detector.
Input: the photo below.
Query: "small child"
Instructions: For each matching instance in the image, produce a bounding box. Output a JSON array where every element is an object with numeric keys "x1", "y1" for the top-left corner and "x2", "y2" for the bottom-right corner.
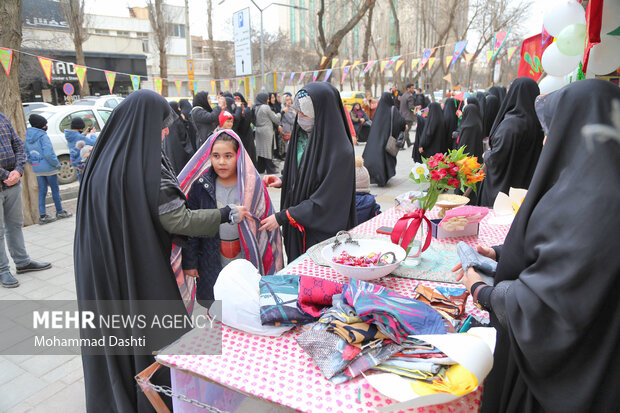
[
  {"x1": 75, "y1": 140, "x2": 93, "y2": 176},
  {"x1": 214, "y1": 110, "x2": 234, "y2": 133},
  {"x1": 182, "y1": 131, "x2": 283, "y2": 301},
  {"x1": 355, "y1": 156, "x2": 381, "y2": 224}
]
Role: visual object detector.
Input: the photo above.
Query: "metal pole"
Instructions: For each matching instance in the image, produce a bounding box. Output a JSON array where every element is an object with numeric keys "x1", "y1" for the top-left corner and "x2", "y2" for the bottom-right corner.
[{"x1": 260, "y1": 8, "x2": 265, "y2": 91}]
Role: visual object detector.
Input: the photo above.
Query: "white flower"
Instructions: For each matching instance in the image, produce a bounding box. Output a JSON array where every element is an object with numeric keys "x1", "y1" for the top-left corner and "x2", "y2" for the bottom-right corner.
[{"x1": 411, "y1": 163, "x2": 429, "y2": 180}]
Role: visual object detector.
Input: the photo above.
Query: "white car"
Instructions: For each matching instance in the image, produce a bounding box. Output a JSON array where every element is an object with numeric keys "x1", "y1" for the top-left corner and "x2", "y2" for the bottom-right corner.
[
  {"x1": 72, "y1": 95, "x2": 124, "y2": 109},
  {"x1": 22, "y1": 102, "x2": 53, "y2": 117},
  {"x1": 26, "y1": 106, "x2": 113, "y2": 184}
]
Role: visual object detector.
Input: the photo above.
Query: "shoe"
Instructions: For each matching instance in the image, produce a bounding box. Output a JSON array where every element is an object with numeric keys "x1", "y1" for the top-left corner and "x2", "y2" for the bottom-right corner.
[
  {"x1": 39, "y1": 215, "x2": 56, "y2": 225},
  {"x1": 1, "y1": 272, "x2": 19, "y2": 288},
  {"x1": 16, "y1": 261, "x2": 52, "y2": 274},
  {"x1": 56, "y1": 210, "x2": 73, "y2": 219}
]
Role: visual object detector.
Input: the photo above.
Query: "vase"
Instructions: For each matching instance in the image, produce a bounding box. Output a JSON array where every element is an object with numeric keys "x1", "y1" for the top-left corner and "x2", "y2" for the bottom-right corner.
[
  {"x1": 392, "y1": 209, "x2": 432, "y2": 269},
  {"x1": 401, "y1": 217, "x2": 428, "y2": 268}
]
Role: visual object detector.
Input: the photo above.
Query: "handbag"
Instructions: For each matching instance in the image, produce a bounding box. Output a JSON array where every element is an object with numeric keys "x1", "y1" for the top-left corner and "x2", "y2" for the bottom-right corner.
[{"x1": 385, "y1": 107, "x2": 400, "y2": 157}]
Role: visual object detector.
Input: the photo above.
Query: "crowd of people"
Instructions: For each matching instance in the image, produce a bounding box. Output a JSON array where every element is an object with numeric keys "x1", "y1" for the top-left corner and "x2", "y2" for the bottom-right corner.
[{"x1": 0, "y1": 74, "x2": 610, "y2": 412}]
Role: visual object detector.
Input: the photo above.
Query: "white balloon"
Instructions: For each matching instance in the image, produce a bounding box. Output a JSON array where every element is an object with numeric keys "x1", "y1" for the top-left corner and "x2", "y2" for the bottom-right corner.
[
  {"x1": 602, "y1": 0, "x2": 620, "y2": 33},
  {"x1": 538, "y1": 75, "x2": 569, "y2": 94},
  {"x1": 542, "y1": 43, "x2": 582, "y2": 77},
  {"x1": 543, "y1": 0, "x2": 586, "y2": 37},
  {"x1": 588, "y1": 35, "x2": 620, "y2": 75}
]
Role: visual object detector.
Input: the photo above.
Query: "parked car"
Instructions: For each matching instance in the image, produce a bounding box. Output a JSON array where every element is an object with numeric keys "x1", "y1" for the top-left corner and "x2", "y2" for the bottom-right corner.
[
  {"x1": 72, "y1": 95, "x2": 124, "y2": 109},
  {"x1": 22, "y1": 102, "x2": 53, "y2": 117},
  {"x1": 340, "y1": 91, "x2": 365, "y2": 111},
  {"x1": 26, "y1": 106, "x2": 112, "y2": 184}
]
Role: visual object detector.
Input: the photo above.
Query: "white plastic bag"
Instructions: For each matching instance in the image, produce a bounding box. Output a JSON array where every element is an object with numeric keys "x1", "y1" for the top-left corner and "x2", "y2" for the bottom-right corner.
[{"x1": 213, "y1": 259, "x2": 292, "y2": 337}]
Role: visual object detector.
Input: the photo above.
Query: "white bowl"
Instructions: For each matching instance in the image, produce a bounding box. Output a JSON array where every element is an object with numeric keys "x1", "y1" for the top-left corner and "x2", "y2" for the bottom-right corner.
[{"x1": 321, "y1": 238, "x2": 406, "y2": 281}]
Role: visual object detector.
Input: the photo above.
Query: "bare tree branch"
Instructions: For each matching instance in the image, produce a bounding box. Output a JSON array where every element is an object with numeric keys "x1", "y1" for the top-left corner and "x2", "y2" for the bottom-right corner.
[{"x1": 60, "y1": 0, "x2": 91, "y2": 96}]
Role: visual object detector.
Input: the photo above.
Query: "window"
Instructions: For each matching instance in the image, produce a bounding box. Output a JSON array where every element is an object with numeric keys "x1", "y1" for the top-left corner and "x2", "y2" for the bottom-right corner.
[
  {"x1": 136, "y1": 31, "x2": 148, "y2": 38},
  {"x1": 94, "y1": 29, "x2": 109, "y2": 35},
  {"x1": 142, "y1": 39, "x2": 149, "y2": 53},
  {"x1": 59, "y1": 110, "x2": 100, "y2": 133},
  {"x1": 103, "y1": 99, "x2": 118, "y2": 109},
  {"x1": 97, "y1": 110, "x2": 111, "y2": 124},
  {"x1": 169, "y1": 23, "x2": 185, "y2": 38},
  {"x1": 117, "y1": 30, "x2": 130, "y2": 37}
]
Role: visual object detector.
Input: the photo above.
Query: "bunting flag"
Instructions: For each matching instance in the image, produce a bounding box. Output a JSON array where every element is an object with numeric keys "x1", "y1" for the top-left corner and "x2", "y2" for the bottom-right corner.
[
  {"x1": 464, "y1": 53, "x2": 475, "y2": 66},
  {"x1": 443, "y1": 73, "x2": 452, "y2": 83},
  {"x1": 363, "y1": 60, "x2": 377, "y2": 74},
  {"x1": 298, "y1": 72, "x2": 306, "y2": 84},
  {"x1": 445, "y1": 56, "x2": 453, "y2": 70},
  {"x1": 210, "y1": 80, "x2": 216, "y2": 93},
  {"x1": 420, "y1": 48, "x2": 436, "y2": 69},
  {"x1": 323, "y1": 69, "x2": 333, "y2": 82},
  {"x1": 486, "y1": 50, "x2": 494, "y2": 63},
  {"x1": 518, "y1": 32, "x2": 552, "y2": 81},
  {"x1": 130, "y1": 75, "x2": 141, "y2": 91},
  {"x1": 224, "y1": 78, "x2": 230, "y2": 91},
  {"x1": 331, "y1": 58, "x2": 339, "y2": 69},
  {"x1": 312, "y1": 70, "x2": 319, "y2": 82},
  {"x1": 583, "y1": 0, "x2": 603, "y2": 73},
  {"x1": 193, "y1": 80, "x2": 199, "y2": 92},
  {"x1": 380, "y1": 60, "x2": 389, "y2": 73},
  {"x1": 506, "y1": 46, "x2": 517, "y2": 62},
  {"x1": 341, "y1": 65, "x2": 351, "y2": 83},
  {"x1": 288, "y1": 72, "x2": 296, "y2": 85},
  {"x1": 175, "y1": 79, "x2": 183, "y2": 96},
  {"x1": 320, "y1": 56, "x2": 327, "y2": 67},
  {"x1": 280, "y1": 72, "x2": 286, "y2": 85},
  {"x1": 394, "y1": 59, "x2": 405, "y2": 73},
  {"x1": 154, "y1": 78, "x2": 163, "y2": 95},
  {"x1": 74, "y1": 65, "x2": 87, "y2": 89},
  {"x1": 104, "y1": 70, "x2": 116, "y2": 93},
  {"x1": 37, "y1": 56, "x2": 53, "y2": 84},
  {"x1": 411, "y1": 58, "x2": 421, "y2": 72},
  {"x1": 492, "y1": 30, "x2": 509, "y2": 58},
  {"x1": 450, "y1": 40, "x2": 468, "y2": 68},
  {"x1": 238, "y1": 78, "x2": 243, "y2": 89},
  {"x1": 341, "y1": 59, "x2": 350, "y2": 68},
  {"x1": 427, "y1": 57, "x2": 438, "y2": 71},
  {"x1": 385, "y1": 55, "x2": 400, "y2": 71},
  {"x1": 250, "y1": 76, "x2": 256, "y2": 90},
  {"x1": 0, "y1": 48, "x2": 13, "y2": 76},
  {"x1": 351, "y1": 59, "x2": 362, "y2": 71}
]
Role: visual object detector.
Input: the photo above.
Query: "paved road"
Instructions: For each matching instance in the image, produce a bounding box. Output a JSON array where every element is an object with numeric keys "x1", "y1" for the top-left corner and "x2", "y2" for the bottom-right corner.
[{"x1": 0, "y1": 143, "x2": 419, "y2": 412}]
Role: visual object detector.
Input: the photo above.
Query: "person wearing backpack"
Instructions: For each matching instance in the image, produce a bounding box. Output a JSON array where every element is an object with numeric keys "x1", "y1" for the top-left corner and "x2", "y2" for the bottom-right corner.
[{"x1": 26, "y1": 114, "x2": 72, "y2": 224}]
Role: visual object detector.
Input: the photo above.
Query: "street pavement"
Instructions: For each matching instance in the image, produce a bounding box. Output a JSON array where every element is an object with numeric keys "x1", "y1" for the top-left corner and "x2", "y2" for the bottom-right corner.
[{"x1": 0, "y1": 142, "x2": 420, "y2": 412}]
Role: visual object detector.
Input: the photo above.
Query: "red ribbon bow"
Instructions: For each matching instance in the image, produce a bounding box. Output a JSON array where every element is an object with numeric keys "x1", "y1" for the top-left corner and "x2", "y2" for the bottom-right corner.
[{"x1": 391, "y1": 209, "x2": 432, "y2": 253}]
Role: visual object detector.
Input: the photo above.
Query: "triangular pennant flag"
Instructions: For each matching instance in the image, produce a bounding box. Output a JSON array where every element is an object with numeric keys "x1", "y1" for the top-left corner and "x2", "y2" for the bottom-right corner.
[
  {"x1": 288, "y1": 72, "x2": 296, "y2": 85},
  {"x1": 130, "y1": 75, "x2": 141, "y2": 91},
  {"x1": 363, "y1": 60, "x2": 377, "y2": 74},
  {"x1": 175, "y1": 79, "x2": 183, "y2": 96},
  {"x1": 341, "y1": 59, "x2": 350, "y2": 68},
  {"x1": 104, "y1": 71, "x2": 116, "y2": 94},
  {"x1": 0, "y1": 48, "x2": 13, "y2": 76},
  {"x1": 420, "y1": 48, "x2": 436, "y2": 69},
  {"x1": 154, "y1": 78, "x2": 163, "y2": 95},
  {"x1": 73, "y1": 65, "x2": 87, "y2": 89},
  {"x1": 320, "y1": 56, "x2": 327, "y2": 67},
  {"x1": 37, "y1": 56, "x2": 53, "y2": 84},
  {"x1": 486, "y1": 50, "x2": 494, "y2": 63},
  {"x1": 341, "y1": 66, "x2": 351, "y2": 83},
  {"x1": 411, "y1": 58, "x2": 421, "y2": 72},
  {"x1": 445, "y1": 56, "x2": 453, "y2": 70},
  {"x1": 493, "y1": 30, "x2": 509, "y2": 58},
  {"x1": 450, "y1": 40, "x2": 468, "y2": 68},
  {"x1": 608, "y1": 26, "x2": 620, "y2": 36},
  {"x1": 380, "y1": 60, "x2": 389, "y2": 73},
  {"x1": 331, "y1": 58, "x2": 339, "y2": 69},
  {"x1": 237, "y1": 78, "x2": 243, "y2": 88},
  {"x1": 465, "y1": 53, "x2": 474, "y2": 66},
  {"x1": 280, "y1": 72, "x2": 286, "y2": 85},
  {"x1": 386, "y1": 55, "x2": 400, "y2": 71},
  {"x1": 298, "y1": 72, "x2": 306, "y2": 84},
  {"x1": 443, "y1": 73, "x2": 452, "y2": 83},
  {"x1": 323, "y1": 69, "x2": 333, "y2": 81},
  {"x1": 351, "y1": 59, "x2": 362, "y2": 70},
  {"x1": 394, "y1": 59, "x2": 405, "y2": 73},
  {"x1": 224, "y1": 79, "x2": 230, "y2": 91},
  {"x1": 251, "y1": 76, "x2": 256, "y2": 90},
  {"x1": 506, "y1": 46, "x2": 517, "y2": 62},
  {"x1": 427, "y1": 57, "x2": 438, "y2": 70},
  {"x1": 210, "y1": 80, "x2": 216, "y2": 93},
  {"x1": 312, "y1": 70, "x2": 319, "y2": 81}
]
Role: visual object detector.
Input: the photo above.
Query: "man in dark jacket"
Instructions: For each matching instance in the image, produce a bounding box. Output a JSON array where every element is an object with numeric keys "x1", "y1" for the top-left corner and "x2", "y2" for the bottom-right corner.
[
  {"x1": 399, "y1": 83, "x2": 416, "y2": 147},
  {"x1": 0, "y1": 111, "x2": 51, "y2": 288},
  {"x1": 191, "y1": 91, "x2": 222, "y2": 149}
]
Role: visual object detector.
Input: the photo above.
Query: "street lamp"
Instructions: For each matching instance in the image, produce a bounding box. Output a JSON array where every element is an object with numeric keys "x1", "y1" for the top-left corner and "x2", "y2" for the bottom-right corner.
[{"x1": 219, "y1": 0, "x2": 308, "y2": 91}]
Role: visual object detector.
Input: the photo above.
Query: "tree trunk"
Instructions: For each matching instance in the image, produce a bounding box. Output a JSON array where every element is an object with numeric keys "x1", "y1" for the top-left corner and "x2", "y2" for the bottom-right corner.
[
  {"x1": 61, "y1": 0, "x2": 91, "y2": 96},
  {"x1": 148, "y1": 0, "x2": 169, "y2": 96},
  {"x1": 0, "y1": 0, "x2": 38, "y2": 225},
  {"x1": 388, "y1": 0, "x2": 402, "y2": 88},
  {"x1": 207, "y1": 0, "x2": 220, "y2": 92},
  {"x1": 362, "y1": 3, "x2": 374, "y2": 93},
  {"x1": 74, "y1": 42, "x2": 90, "y2": 96}
]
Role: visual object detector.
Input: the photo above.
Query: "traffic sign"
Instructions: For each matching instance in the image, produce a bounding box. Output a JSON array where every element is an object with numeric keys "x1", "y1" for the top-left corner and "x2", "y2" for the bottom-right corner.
[
  {"x1": 63, "y1": 82, "x2": 74, "y2": 96},
  {"x1": 233, "y1": 8, "x2": 252, "y2": 76}
]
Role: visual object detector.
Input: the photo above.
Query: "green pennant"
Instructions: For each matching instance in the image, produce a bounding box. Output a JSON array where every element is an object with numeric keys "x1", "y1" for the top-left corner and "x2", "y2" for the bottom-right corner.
[{"x1": 607, "y1": 26, "x2": 620, "y2": 37}]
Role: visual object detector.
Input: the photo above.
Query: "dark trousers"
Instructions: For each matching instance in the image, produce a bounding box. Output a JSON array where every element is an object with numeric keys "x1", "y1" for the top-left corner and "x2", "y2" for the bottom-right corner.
[{"x1": 256, "y1": 157, "x2": 278, "y2": 174}]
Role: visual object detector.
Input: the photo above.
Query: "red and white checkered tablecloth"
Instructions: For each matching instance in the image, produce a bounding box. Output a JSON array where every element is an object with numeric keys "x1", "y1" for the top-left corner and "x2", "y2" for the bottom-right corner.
[{"x1": 158, "y1": 208, "x2": 511, "y2": 413}]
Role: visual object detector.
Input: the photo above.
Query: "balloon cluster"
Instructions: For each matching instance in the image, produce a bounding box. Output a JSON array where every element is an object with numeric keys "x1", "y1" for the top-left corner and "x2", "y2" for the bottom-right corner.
[{"x1": 540, "y1": 0, "x2": 620, "y2": 94}]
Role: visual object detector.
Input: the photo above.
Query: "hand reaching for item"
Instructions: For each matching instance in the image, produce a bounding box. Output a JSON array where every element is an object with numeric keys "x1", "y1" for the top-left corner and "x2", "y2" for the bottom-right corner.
[
  {"x1": 259, "y1": 214, "x2": 279, "y2": 232},
  {"x1": 263, "y1": 175, "x2": 282, "y2": 188}
]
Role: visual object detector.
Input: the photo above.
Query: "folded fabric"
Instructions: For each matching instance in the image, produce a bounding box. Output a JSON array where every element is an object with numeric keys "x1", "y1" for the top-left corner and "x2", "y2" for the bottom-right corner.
[
  {"x1": 296, "y1": 329, "x2": 361, "y2": 379},
  {"x1": 372, "y1": 365, "x2": 444, "y2": 381},
  {"x1": 330, "y1": 341, "x2": 402, "y2": 385},
  {"x1": 259, "y1": 275, "x2": 316, "y2": 326},
  {"x1": 380, "y1": 359, "x2": 442, "y2": 373},
  {"x1": 342, "y1": 279, "x2": 446, "y2": 343},
  {"x1": 412, "y1": 285, "x2": 469, "y2": 318},
  {"x1": 318, "y1": 294, "x2": 361, "y2": 324},
  {"x1": 325, "y1": 319, "x2": 389, "y2": 347},
  {"x1": 456, "y1": 241, "x2": 497, "y2": 279},
  {"x1": 298, "y1": 276, "x2": 344, "y2": 317}
]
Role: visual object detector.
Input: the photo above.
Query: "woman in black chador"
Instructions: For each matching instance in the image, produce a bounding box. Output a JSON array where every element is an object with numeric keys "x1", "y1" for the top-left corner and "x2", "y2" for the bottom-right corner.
[
  {"x1": 74, "y1": 90, "x2": 247, "y2": 412},
  {"x1": 483, "y1": 94, "x2": 500, "y2": 138},
  {"x1": 362, "y1": 92, "x2": 407, "y2": 187},
  {"x1": 478, "y1": 77, "x2": 544, "y2": 206},
  {"x1": 457, "y1": 79, "x2": 620, "y2": 413},
  {"x1": 418, "y1": 102, "x2": 446, "y2": 159},
  {"x1": 454, "y1": 103, "x2": 484, "y2": 159},
  {"x1": 260, "y1": 82, "x2": 357, "y2": 262},
  {"x1": 443, "y1": 97, "x2": 459, "y2": 148}
]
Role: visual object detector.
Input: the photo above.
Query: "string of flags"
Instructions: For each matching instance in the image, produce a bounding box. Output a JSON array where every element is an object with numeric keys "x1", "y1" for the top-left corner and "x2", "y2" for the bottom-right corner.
[{"x1": 0, "y1": 32, "x2": 513, "y2": 95}]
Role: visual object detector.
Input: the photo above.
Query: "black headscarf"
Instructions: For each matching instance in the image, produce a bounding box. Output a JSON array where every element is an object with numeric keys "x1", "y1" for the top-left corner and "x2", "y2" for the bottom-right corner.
[
  {"x1": 478, "y1": 77, "x2": 544, "y2": 206},
  {"x1": 193, "y1": 91, "x2": 212, "y2": 112},
  {"x1": 169, "y1": 100, "x2": 181, "y2": 116},
  {"x1": 412, "y1": 113, "x2": 425, "y2": 162},
  {"x1": 222, "y1": 91, "x2": 233, "y2": 99},
  {"x1": 419, "y1": 102, "x2": 447, "y2": 158},
  {"x1": 498, "y1": 86, "x2": 507, "y2": 102},
  {"x1": 233, "y1": 92, "x2": 247, "y2": 106},
  {"x1": 481, "y1": 79, "x2": 620, "y2": 413},
  {"x1": 362, "y1": 92, "x2": 406, "y2": 186},
  {"x1": 179, "y1": 99, "x2": 192, "y2": 117},
  {"x1": 483, "y1": 95, "x2": 500, "y2": 137},
  {"x1": 232, "y1": 92, "x2": 255, "y2": 163},
  {"x1": 476, "y1": 91, "x2": 487, "y2": 118},
  {"x1": 443, "y1": 97, "x2": 459, "y2": 148},
  {"x1": 74, "y1": 90, "x2": 189, "y2": 412},
  {"x1": 466, "y1": 96, "x2": 480, "y2": 109},
  {"x1": 488, "y1": 85, "x2": 502, "y2": 106},
  {"x1": 255, "y1": 92, "x2": 268, "y2": 106},
  {"x1": 163, "y1": 102, "x2": 194, "y2": 175},
  {"x1": 455, "y1": 103, "x2": 483, "y2": 159},
  {"x1": 268, "y1": 92, "x2": 281, "y2": 113},
  {"x1": 280, "y1": 82, "x2": 356, "y2": 261}
]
